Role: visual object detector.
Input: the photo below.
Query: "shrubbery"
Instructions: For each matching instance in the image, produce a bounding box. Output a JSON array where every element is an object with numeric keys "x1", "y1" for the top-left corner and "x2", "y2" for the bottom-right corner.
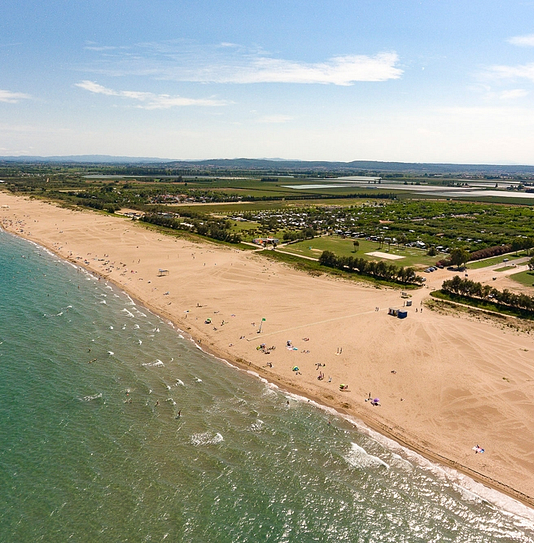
[
  {"x1": 319, "y1": 250, "x2": 423, "y2": 285},
  {"x1": 141, "y1": 213, "x2": 242, "y2": 244},
  {"x1": 441, "y1": 275, "x2": 534, "y2": 312}
]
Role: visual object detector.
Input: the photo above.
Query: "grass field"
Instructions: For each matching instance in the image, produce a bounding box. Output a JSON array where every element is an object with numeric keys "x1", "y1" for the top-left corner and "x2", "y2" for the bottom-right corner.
[
  {"x1": 169, "y1": 197, "x2": 377, "y2": 215},
  {"x1": 467, "y1": 253, "x2": 524, "y2": 269},
  {"x1": 494, "y1": 265, "x2": 518, "y2": 272},
  {"x1": 277, "y1": 236, "x2": 440, "y2": 268},
  {"x1": 508, "y1": 269, "x2": 534, "y2": 288}
]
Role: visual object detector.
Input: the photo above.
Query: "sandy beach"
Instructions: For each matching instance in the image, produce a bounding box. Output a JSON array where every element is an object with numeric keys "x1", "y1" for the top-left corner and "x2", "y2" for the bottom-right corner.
[{"x1": 1, "y1": 192, "x2": 533, "y2": 507}]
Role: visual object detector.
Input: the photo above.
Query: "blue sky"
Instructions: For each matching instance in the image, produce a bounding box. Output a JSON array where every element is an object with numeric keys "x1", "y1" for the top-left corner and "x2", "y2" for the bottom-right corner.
[{"x1": 2, "y1": 0, "x2": 534, "y2": 164}]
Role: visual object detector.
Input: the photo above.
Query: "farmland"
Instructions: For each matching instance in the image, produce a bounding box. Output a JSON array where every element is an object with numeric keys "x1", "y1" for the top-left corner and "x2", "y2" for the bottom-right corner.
[{"x1": 2, "y1": 160, "x2": 534, "y2": 279}]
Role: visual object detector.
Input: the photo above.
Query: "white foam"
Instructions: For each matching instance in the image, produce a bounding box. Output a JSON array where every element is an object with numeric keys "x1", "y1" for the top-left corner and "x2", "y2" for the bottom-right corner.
[
  {"x1": 142, "y1": 360, "x2": 164, "y2": 368},
  {"x1": 344, "y1": 442, "x2": 390, "y2": 470},
  {"x1": 249, "y1": 419, "x2": 265, "y2": 432},
  {"x1": 190, "y1": 432, "x2": 224, "y2": 446},
  {"x1": 82, "y1": 393, "x2": 102, "y2": 402}
]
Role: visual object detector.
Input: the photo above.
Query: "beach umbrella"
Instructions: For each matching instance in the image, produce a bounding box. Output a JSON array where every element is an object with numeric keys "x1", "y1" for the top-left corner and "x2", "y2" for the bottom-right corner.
[{"x1": 292, "y1": 366, "x2": 299, "y2": 371}]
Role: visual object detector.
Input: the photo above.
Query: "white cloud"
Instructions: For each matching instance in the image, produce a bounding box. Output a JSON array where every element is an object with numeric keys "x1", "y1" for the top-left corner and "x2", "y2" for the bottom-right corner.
[
  {"x1": 75, "y1": 80, "x2": 229, "y2": 109},
  {"x1": 499, "y1": 88, "x2": 529, "y2": 100},
  {"x1": 508, "y1": 34, "x2": 534, "y2": 47},
  {"x1": 223, "y1": 53, "x2": 402, "y2": 85},
  {"x1": 257, "y1": 115, "x2": 294, "y2": 124},
  {"x1": 0, "y1": 89, "x2": 31, "y2": 103},
  {"x1": 484, "y1": 62, "x2": 534, "y2": 83},
  {"x1": 82, "y1": 41, "x2": 403, "y2": 85}
]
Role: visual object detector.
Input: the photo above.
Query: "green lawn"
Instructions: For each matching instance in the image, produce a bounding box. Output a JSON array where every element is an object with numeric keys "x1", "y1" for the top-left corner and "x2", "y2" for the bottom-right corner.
[
  {"x1": 231, "y1": 220, "x2": 261, "y2": 233},
  {"x1": 494, "y1": 265, "x2": 517, "y2": 272},
  {"x1": 467, "y1": 253, "x2": 523, "y2": 270},
  {"x1": 508, "y1": 269, "x2": 534, "y2": 288},
  {"x1": 277, "y1": 236, "x2": 440, "y2": 268}
]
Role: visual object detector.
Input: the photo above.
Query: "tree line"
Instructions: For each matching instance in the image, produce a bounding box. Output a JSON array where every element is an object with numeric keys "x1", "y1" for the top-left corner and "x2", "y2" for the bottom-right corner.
[
  {"x1": 441, "y1": 275, "x2": 534, "y2": 312},
  {"x1": 141, "y1": 213, "x2": 242, "y2": 244},
  {"x1": 319, "y1": 251, "x2": 423, "y2": 285}
]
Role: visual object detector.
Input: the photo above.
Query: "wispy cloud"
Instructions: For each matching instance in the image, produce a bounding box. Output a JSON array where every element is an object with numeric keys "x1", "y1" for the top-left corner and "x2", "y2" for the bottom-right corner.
[
  {"x1": 0, "y1": 89, "x2": 31, "y2": 103},
  {"x1": 257, "y1": 114, "x2": 294, "y2": 124},
  {"x1": 81, "y1": 41, "x2": 403, "y2": 85},
  {"x1": 483, "y1": 62, "x2": 534, "y2": 83},
  {"x1": 508, "y1": 34, "x2": 534, "y2": 47},
  {"x1": 499, "y1": 88, "x2": 529, "y2": 100},
  {"x1": 75, "y1": 80, "x2": 229, "y2": 109},
  {"x1": 213, "y1": 53, "x2": 402, "y2": 85}
]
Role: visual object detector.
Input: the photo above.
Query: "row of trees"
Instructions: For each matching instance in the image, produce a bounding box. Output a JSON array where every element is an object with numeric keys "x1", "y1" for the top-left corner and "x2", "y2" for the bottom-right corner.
[
  {"x1": 141, "y1": 213, "x2": 242, "y2": 244},
  {"x1": 439, "y1": 240, "x2": 534, "y2": 268},
  {"x1": 319, "y1": 251, "x2": 423, "y2": 285},
  {"x1": 468, "y1": 244, "x2": 512, "y2": 262},
  {"x1": 441, "y1": 275, "x2": 534, "y2": 312},
  {"x1": 282, "y1": 228, "x2": 316, "y2": 242}
]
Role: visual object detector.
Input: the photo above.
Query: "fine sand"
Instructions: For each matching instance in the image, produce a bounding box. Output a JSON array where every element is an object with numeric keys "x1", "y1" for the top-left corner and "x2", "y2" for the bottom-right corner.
[{"x1": 1, "y1": 193, "x2": 533, "y2": 507}]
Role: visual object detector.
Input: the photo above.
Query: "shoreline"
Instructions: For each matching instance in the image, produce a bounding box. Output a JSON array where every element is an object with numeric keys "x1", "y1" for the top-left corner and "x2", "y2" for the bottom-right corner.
[{"x1": 1, "y1": 193, "x2": 533, "y2": 510}]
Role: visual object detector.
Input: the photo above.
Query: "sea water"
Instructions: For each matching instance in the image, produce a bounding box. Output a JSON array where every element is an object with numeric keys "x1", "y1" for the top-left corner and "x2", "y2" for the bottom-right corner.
[{"x1": 1, "y1": 229, "x2": 533, "y2": 543}]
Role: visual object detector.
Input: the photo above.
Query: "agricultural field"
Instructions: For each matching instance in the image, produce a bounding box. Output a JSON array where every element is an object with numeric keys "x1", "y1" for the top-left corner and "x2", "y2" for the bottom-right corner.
[{"x1": 2, "y1": 161, "x2": 534, "y2": 272}]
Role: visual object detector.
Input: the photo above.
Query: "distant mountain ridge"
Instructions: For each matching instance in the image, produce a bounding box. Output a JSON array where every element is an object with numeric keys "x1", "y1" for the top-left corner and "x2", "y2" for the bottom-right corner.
[
  {"x1": 2, "y1": 155, "x2": 534, "y2": 175},
  {"x1": 0, "y1": 155, "x2": 172, "y2": 164}
]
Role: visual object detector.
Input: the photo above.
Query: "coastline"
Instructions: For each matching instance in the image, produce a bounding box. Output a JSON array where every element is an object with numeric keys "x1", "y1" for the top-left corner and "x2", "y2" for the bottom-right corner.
[{"x1": 1, "y1": 192, "x2": 533, "y2": 510}]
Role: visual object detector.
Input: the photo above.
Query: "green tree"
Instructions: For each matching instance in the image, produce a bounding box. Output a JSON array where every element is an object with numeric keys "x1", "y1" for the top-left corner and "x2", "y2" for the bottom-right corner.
[
  {"x1": 450, "y1": 248, "x2": 470, "y2": 268},
  {"x1": 352, "y1": 240, "x2": 359, "y2": 253},
  {"x1": 528, "y1": 256, "x2": 534, "y2": 271},
  {"x1": 511, "y1": 239, "x2": 523, "y2": 255}
]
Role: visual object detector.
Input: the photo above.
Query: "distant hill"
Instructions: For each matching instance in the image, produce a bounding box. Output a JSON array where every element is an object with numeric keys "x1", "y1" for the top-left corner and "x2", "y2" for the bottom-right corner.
[
  {"x1": 167, "y1": 158, "x2": 534, "y2": 176},
  {"x1": 0, "y1": 155, "x2": 172, "y2": 164},
  {"x1": 2, "y1": 155, "x2": 534, "y2": 175}
]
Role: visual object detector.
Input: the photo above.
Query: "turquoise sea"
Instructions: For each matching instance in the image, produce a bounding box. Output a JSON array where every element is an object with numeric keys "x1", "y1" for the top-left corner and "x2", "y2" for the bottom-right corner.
[{"x1": 1, "y1": 228, "x2": 534, "y2": 542}]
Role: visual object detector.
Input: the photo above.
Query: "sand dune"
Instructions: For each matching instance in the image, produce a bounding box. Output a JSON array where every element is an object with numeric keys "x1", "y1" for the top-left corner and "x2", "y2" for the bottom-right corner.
[{"x1": 1, "y1": 192, "x2": 533, "y2": 506}]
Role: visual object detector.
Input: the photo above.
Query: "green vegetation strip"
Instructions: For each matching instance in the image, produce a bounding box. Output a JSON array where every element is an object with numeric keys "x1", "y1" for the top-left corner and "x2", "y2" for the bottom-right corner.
[
  {"x1": 467, "y1": 254, "x2": 523, "y2": 269},
  {"x1": 430, "y1": 290, "x2": 534, "y2": 320},
  {"x1": 262, "y1": 250, "x2": 419, "y2": 289},
  {"x1": 509, "y1": 269, "x2": 534, "y2": 288}
]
